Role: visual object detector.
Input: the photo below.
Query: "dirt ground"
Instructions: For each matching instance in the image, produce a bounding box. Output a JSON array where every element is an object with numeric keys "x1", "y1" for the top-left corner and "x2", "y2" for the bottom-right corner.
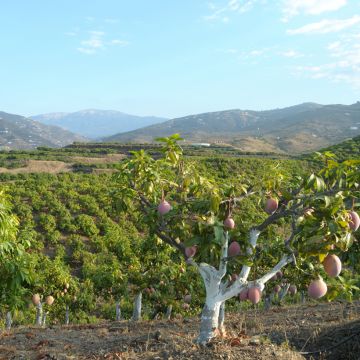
[
  {"x1": 0, "y1": 154, "x2": 126, "y2": 174},
  {"x1": 0, "y1": 160, "x2": 72, "y2": 174},
  {"x1": 0, "y1": 301, "x2": 359, "y2": 360}
]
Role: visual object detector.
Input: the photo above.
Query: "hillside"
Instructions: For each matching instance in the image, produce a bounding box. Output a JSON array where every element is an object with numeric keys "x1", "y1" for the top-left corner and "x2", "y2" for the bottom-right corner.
[
  {"x1": 316, "y1": 135, "x2": 360, "y2": 160},
  {"x1": 0, "y1": 111, "x2": 87, "y2": 149},
  {"x1": 103, "y1": 102, "x2": 360, "y2": 154},
  {"x1": 32, "y1": 109, "x2": 167, "y2": 139}
]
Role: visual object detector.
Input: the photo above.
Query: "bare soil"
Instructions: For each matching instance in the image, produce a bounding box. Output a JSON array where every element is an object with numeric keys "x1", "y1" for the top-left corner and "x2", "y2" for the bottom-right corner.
[
  {"x1": 0, "y1": 154, "x2": 126, "y2": 174},
  {"x1": 0, "y1": 302, "x2": 359, "y2": 360},
  {"x1": 0, "y1": 160, "x2": 72, "y2": 174}
]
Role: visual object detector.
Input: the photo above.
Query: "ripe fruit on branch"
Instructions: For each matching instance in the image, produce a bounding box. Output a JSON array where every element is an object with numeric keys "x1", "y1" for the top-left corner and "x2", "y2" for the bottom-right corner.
[
  {"x1": 231, "y1": 274, "x2": 239, "y2": 282},
  {"x1": 265, "y1": 198, "x2": 278, "y2": 215},
  {"x1": 144, "y1": 288, "x2": 151, "y2": 295},
  {"x1": 248, "y1": 287, "x2": 262, "y2": 304},
  {"x1": 32, "y1": 294, "x2": 41, "y2": 306},
  {"x1": 308, "y1": 278, "x2": 327, "y2": 299},
  {"x1": 157, "y1": 200, "x2": 171, "y2": 215},
  {"x1": 184, "y1": 294, "x2": 191, "y2": 303},
  {"x1": 185, "y1": 246, "x2": 197, "y2": 258},
  {"x1": 45, "y1": 296, "x2": 54, "y2": 306},
  {"x1": 276, "y1": 271, "x2": 283, "y2": 279},
  {"x1": 349, "y1": 211, "x2": 360, "y2": 231},
  {"x1": 239, "y1": 288, "x2": 249, "y2": 301},
  {"x1": 223, "y1": 217, "x2": 235, "y2": 229},
  {"x1": 289, "y1": 285, "x2": 297, "y2": 295},
  {"x1": 323, "y1": 254, "x2": 341, "y2": 278},
  {"x1": 228, "y1": 241, "x2": 241, "y2": 257},
  {"x1": 274, "y1": 285, "x2": 281, "y2": 293}
]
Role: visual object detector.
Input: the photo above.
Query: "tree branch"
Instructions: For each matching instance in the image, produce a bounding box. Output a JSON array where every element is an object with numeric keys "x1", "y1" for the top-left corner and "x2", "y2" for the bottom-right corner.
[
  {"x1": 218, "y1": 231, "x2": 229, "y2": 280},
  {"x1": 239, "y1": 229, "x2": 260, "y2": 281},
  {"x1": 256, "y1": 254, "x2": 294, "y2": 285},
  {"x1": 220, "y1": 187, "x2": 256, "y2": 205}
]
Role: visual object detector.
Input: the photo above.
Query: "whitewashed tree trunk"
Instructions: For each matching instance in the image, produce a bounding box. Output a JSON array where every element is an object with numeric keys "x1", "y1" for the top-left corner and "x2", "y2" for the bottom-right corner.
[
  {"x1": 41, "y1": 312, "x2": 47, "y2": 327},
  {"x1": 5, "y1": 311, "x2": 12, "y2": 330},
  {"x1": 65, "y1": 305, "x2": 70, "y2": 325},
  {"x1": 218, "y1": 302, "x2": 226, "y2": 336},
  {"x1": 198, "y1": 298, "x2": 222, "y2": 344},
  {"x1": 35, "y1": 302, "x2": 43, "y2": 326},
  {"x1": 192, "y1": 228, "x2": 293, "y2": 344},
  {"x1": 165, "y1": 305, "x2": 172, "y2": 320},
  {"x1": 115, "y1": 301, "x2": 121, "y2": 321},
  {"x1": 132, "y1": 292, "x2": 142, "y2": 321}
]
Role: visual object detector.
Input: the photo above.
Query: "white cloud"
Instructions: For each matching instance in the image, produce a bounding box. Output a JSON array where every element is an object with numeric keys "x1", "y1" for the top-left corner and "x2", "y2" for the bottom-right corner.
[
  {"x1": 77, "y1": 47, "x2": 96, "y2": 55},
  {"x1": 110, "y1": 39, "x2": 129, "y2": 46},
  {"x1": 204, "y1": 0, "x2": 261, "y2": 22},
  {"x1": 77, "y1": 31, "x2": 105, "y2": 54},
  {"x1": 281, "y1": 50, "x2": 304, "y2": 58},
  {"x1": 294, "y1": 32, "x2": 360, "y2": 87},
  {"x1": 287, "y1": 15, "x2": 360, "y2": 35},
  {"x1": 77, "y1": 31, "x2": 129, "y2": 55},
  {"x1": 282, "y1": 0, "x2": 347, "y2": 21},
  {"x1": 81, "y1": 38, "x2": 104, "y2": 48}
]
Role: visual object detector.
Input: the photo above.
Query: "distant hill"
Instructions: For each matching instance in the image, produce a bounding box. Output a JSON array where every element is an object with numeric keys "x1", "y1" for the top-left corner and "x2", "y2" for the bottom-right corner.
[
  {"x1": 103, "y1": 102, "x2": 360, "y2": 154},
  {"x1": 0, "y1": 111, "x2": 87, "y2": 149},
  {"x1": 32, "y1": 110, "x2": 168, "y2": 139}
]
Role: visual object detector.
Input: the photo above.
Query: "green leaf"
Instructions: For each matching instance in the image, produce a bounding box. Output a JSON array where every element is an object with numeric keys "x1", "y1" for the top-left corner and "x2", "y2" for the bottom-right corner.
[{"x1": 213, "y1": 226, "x2": 224, "y2": 246}]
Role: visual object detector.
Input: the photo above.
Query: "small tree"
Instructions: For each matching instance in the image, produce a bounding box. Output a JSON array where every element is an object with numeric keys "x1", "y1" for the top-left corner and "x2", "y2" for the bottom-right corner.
[
  {"x1": 115, "y1": 135, "x2": 359, "y2": 344},
  {"x1": 0, "y1": 190, "x2": 33, "y2": 330}
]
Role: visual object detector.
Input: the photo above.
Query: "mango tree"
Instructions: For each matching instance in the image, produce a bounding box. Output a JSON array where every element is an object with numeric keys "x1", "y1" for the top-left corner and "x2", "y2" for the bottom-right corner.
[
  {"x1": 0, "y1": 190, "x2": 33, "y2": 330},
  {"x1": 115, "y1": 135, "x2": 359, "y2": 344}
]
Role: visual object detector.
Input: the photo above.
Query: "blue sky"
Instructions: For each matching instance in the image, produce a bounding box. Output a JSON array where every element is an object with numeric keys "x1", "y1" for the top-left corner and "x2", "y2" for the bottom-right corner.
[{"x1": 1, "y1": 0, "x2": 360, "y2": 118}]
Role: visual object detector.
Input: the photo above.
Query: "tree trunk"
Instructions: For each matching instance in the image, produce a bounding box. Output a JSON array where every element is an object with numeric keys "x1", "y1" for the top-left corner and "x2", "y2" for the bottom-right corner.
[
  {"x1": 218, "y1": 302, "x2": 226, "y2": 337},
  {"x1": 197, "y1": 299, "x2": 221, "y2": 344},
  {"x1": 65, "y1": 305, "x2": 70, "y2": 325},
  {"x1": 264, "y1": 296, "x2": 271, "y2": 310},
  {"x1": 41, "y1": 312, "x2": 47, "y2": 327},
  {"x1": 300, "y1": 291, "x2": 306, "y2": 304},
  {"x1": 278, "y1": 284, "x2": 290, "y2": 303},
  {"x1": 115, "y1": 301, "x2": 121, "y2": 321},
  {"x1": 35, "y1": 302, "x2": 43, "y2": 326},
  {"x1": 5, "y1": 311, "x2": 12, "y2": 330},
  {"x1": 132, "y1": 292, "x2": 142, "y2": 321},
  {"x1": 165, "y1": 305, "x2": 172, "y2": 320}
]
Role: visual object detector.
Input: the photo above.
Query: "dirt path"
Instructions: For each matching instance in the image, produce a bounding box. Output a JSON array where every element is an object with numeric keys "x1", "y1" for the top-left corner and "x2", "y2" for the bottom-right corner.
[{"x1": 0, "y1": 302, "x2": 359, "y2": 360}]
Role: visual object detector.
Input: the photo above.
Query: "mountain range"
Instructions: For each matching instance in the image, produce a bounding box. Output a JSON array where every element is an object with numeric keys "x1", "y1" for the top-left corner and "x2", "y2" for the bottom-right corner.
[
  {"x1": 0, "y1": 111, "x2": 86, "y2": 149},
  {"x1": 2, "y1": 102, "x2": 360, "y2": 153},
  {"x1": 31, "y1": 110, "x2": 167, "y2": 139},
  {"x1": 103, "y1": 102, "x2": 360, "y2": 154}
]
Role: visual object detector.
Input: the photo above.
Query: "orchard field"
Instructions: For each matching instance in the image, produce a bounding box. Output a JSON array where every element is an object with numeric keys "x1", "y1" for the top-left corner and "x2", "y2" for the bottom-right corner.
[{"x1": 0, "y1": 137, "x2": 359, "y2": 359}]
